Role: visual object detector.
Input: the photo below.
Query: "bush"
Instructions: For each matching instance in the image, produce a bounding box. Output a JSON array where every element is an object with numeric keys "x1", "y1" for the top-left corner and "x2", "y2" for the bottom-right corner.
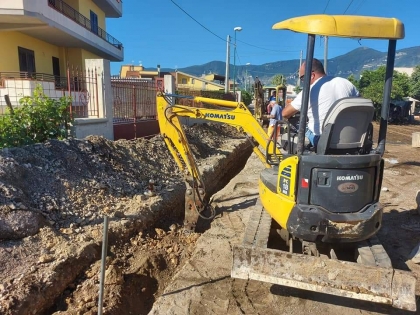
[
  {"x1": 0, "y1": 86, "x2": 73, "y2": 149},
  {"x1": 240, "y1": 90, "x2": 252, "y2": 106}
]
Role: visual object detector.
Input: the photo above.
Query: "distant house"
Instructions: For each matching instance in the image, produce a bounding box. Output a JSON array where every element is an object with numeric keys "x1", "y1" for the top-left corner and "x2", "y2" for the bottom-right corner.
[
  {"x1": 175, "y1": 71, "x2": 226, "y2": 91},
  {"x1": 404, "y1": 97, "x2": 420, "y2": 116},
  {"x1": 119, "y1": 65, "x2": 159, "y2": 80},
  {"x1": 395, "y1": 67, "x2": 415, "y2": 76}
]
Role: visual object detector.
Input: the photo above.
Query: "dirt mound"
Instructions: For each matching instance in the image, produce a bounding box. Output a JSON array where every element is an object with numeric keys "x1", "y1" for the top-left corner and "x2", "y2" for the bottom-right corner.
[{"x1": 0, "y1": 123, "x2": 252, "y2": 314}]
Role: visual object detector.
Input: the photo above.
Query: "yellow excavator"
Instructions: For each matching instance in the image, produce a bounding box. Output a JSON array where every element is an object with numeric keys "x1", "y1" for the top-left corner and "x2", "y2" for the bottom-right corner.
[
  {"x1": 156, "y1": 14, "x2": 417, "y2": 312},
  {"x1": 253, "y1": 80, "x2": 287, "y2": 126}
]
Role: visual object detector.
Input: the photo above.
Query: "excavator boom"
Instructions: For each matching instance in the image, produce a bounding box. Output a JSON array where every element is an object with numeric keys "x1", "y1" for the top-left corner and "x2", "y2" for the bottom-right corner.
[{"x1": 156, "y1": 92, "x2": 281, "y2": 230}]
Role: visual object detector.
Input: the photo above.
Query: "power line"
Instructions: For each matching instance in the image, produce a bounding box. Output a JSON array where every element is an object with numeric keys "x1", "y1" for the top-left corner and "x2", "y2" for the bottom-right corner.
[
  {"x1": 343, "y1": 0, "x2": 355, "y2": 14},
  {"x1": 169, "y1": 0, "x2": 226, "y2": 42},
  {"x1": 170, "y1": 0, "x2": 300, "y2": 54},
  {"x1": 352, "y1": 0, "x2": 365, "y2": 14},
  {"x1": 323, "y1": 0, "x2": 331, "y2": 13}
]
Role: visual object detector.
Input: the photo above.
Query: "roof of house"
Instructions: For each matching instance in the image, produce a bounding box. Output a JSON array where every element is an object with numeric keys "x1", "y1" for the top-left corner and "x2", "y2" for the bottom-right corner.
[
  {"x1": 175, "y1": 71, "x2": 225, "y2": 88},
  {"x1": 203, "y1": 74, "x2": 226, "y2": 82}
]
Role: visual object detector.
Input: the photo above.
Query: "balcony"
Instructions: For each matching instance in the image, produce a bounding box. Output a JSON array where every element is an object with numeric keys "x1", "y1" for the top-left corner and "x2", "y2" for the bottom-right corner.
[
  {"x1": 92, "y1": 0, "x2": 122, "y2": 18},
  {"x1": 48, "y1": 0, "x2": 122, "y2": 50}
]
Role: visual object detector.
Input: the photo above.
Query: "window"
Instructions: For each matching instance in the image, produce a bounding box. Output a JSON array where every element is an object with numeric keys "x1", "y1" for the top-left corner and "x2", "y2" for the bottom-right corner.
[
  {"x1": 90, "y1": 10, "x2": 98, "y2": 35},
  {"x1": 191, "y1": 79, "x2": 195, "y2": 84},
  {"x1": 52, "y1": 56, "x2": 61, "y2": 88},
  {"x1": 181, "y1": 78, "x2": 187, "y2": 84},
  {"x1": 18, "y1": 47, "x2": 36, "y2": 74}
]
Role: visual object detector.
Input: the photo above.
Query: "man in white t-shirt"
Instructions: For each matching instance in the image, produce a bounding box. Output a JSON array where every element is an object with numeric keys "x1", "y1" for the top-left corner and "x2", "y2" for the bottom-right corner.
[{"x1": 282, "y1": 58, "x2": 359, "y2": 147}]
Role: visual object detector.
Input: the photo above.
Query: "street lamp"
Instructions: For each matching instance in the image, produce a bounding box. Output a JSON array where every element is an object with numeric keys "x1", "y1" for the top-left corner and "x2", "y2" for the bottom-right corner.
[{"x1": 233, "y1": 26, "x2": 242, "y2": 94}]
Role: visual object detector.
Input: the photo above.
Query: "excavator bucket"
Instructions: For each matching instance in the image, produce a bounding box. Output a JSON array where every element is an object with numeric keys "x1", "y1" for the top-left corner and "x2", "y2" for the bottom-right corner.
[
  {"x1": 231, "y1": 206, "x2": 417, "y2": 311},
  {"x1": 232, "y1": 245, "x2": 416, "y2": 311}
]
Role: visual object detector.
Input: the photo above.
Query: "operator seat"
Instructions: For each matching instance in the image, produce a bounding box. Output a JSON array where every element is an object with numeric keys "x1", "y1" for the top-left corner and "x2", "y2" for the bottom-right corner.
[{"x1": 316, "y1": 97, "x2": 375, "y2": 155}]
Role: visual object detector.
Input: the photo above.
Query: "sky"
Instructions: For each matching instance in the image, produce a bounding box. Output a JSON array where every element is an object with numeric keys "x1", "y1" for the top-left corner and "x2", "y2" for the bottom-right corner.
[{"x1": 107, "y1": 0, "x2": 420, "y2": 75}]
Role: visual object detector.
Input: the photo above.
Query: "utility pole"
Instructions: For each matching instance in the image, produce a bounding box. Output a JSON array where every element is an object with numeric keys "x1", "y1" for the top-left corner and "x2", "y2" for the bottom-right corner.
[
  {"x1": 245, "y1": 62, "x2": 250, "y2": 92},
  {"x1": 225, "y1": 35, "x2": 230, "y2": 93},
  {"x1": 324, "y1": 36, "x2": 328, "y2": 74}
]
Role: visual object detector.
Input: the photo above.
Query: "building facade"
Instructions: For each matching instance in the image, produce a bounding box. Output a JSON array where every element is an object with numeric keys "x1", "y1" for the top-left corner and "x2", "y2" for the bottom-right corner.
[
  {"x1": 175, "y1": 71, "x2": 225, "y2": 91},
  {"x1": 0, "y1": 0, "x2": 123, "y2": 76},
  {"x1": 118, "y1": 65, "x2": 159, "y2": 80},
  {"x1": 0, "y1": 0, "x2": 124, "y2": 140}
]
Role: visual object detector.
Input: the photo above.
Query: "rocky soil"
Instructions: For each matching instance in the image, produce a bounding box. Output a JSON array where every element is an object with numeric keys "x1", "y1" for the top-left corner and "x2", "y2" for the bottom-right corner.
[
  {"x1": 0, "y1": 123, "x2": 252, "y2": 314},
  {"x1": 0, "y1": 120, "x2": 419, "y2": 315}
]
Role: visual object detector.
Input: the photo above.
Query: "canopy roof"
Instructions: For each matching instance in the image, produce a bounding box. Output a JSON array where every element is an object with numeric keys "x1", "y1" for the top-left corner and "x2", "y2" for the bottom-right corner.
[{"x1": 272, "y1": 15, "x2": 404, "y2": 39}]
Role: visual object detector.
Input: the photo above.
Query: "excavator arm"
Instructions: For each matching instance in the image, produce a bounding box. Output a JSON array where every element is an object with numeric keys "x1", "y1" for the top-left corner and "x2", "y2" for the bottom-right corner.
[{"x1": 157, "y1": 92, "x2": 281, "y2": 231}]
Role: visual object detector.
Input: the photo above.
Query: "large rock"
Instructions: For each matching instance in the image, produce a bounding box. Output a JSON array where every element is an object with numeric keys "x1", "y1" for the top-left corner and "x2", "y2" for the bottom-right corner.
[{"x1": 0, "y1": 209, "x2": 45, "y2": 239}]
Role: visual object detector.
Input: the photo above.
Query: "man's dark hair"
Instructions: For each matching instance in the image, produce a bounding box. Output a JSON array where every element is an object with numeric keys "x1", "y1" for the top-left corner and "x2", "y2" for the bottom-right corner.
[{"x1": 312, "y1": 58, "x2": 325, "y2": 74}]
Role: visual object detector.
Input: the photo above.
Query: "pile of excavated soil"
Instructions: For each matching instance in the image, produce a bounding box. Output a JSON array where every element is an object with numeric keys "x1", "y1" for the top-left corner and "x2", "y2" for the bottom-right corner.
[{"x1": 0, "y1": 123, "x2": 253, "y2": 314}]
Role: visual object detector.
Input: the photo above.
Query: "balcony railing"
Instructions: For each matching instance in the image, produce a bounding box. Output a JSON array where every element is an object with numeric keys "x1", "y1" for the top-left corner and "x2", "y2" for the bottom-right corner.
[
  {"x1": 0, "y1": 71, "x2": 82, "y2": 90},
  {"x1": 47, "y1": 0, "x2": 123, "y2": 50}
]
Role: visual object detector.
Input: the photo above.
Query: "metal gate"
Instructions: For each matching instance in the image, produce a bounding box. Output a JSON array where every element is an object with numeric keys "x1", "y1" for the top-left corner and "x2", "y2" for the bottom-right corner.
[{"x1": 112, "y1": 77, "x2": 163, "y2": 140}]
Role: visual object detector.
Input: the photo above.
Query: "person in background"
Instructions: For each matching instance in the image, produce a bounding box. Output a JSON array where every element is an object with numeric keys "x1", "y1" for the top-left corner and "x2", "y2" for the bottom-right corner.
[
  {"x1": 269, "y1": 90, "x2": 276, "y2": 102},
  {"x1": 266, "y1": 100, "x2": 273, "y2": 115},
  {"x1": 267, "y1": 100, "x2": 283, "y2": 139},
  {"x1": 266, "y1": 90, "x2": 276, "y2": 115},
  {"x1": 282, "y1": 58, "x2": 359, "y2": 148}
]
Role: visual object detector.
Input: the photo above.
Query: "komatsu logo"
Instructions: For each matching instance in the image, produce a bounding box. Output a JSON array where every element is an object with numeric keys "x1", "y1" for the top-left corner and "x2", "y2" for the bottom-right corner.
[
  {"x1": 204, "y1": 113, "x2": 235, "y2": 120},
  {"x1": 336, "y1": 175, "x2": 364, "y2": 181}
]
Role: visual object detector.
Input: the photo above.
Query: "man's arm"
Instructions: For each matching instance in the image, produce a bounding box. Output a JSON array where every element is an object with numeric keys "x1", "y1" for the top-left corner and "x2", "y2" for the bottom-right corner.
[{"x1": 282, "y1": 104, "x2": 299, "y2": 119}]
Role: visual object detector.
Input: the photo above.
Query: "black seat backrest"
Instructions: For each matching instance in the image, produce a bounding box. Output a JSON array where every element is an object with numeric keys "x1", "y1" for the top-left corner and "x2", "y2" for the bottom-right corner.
[{"x1": 317, "y1": 97, "x2": 375, "y2": 155}]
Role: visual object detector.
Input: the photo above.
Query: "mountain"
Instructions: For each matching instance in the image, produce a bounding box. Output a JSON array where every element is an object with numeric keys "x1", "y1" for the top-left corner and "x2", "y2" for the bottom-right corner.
[{"x1": 158, "y1": 46, "x2": 420, "y2": 85}]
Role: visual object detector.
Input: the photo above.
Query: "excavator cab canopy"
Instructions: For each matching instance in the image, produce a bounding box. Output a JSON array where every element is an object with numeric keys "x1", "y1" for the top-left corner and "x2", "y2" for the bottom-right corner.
[
  {"x1": 272, "y1": 15, "x2": 405, "y2": 39},
  {"x1": 272, "y1": 14, "x2": 405, "y2": 155}
]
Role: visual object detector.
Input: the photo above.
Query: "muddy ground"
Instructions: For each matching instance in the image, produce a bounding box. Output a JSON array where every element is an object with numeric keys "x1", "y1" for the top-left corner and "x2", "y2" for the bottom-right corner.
[{"x1": 0, "y1": 121, "x2": 419, "y2": 315}]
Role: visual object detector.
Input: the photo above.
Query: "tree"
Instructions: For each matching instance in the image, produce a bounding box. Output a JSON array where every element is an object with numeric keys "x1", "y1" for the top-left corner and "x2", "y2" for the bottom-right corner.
[
  {"x1": 410, "y1": 65, "x2": 420, "y2": 99},
  {"x1": 358, "y1": 66, "x2": 410, "y2": 121},
  {"x1": 271, "y1": 74, "x2": 286, "y2": 86},
  {"x1": 358, "y1": 66, "x2": 410, "y2": 103},
  {"x1": 347, "y1": 74, "x2": 358, "y2": 87},
  {"x1": 293, "y1": 86, "x2": 302, "y2": 94},
  {"x1": 240, "y1": 90, "x2": 252, "y2": 106}
]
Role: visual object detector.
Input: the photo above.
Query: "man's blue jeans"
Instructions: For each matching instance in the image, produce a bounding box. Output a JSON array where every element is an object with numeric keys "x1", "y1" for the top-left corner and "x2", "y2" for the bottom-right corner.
[{"x1": 305, "y1": 128, "x2": 320, "y2": 147}]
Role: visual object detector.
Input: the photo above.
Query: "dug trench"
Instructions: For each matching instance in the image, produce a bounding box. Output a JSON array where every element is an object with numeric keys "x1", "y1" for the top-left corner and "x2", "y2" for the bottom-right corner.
[{"x1": 0, "y1": 123, "x2": 253, "y2": 315}]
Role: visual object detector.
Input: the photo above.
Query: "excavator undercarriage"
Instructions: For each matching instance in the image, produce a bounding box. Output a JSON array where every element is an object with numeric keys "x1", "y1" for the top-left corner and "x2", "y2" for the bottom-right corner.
[{"x1": 232, "y1": 204, "x2": 417, "y2": 311}]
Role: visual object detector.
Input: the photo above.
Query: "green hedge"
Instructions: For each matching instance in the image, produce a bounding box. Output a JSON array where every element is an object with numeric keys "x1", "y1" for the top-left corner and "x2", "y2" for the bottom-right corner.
[{"x1": 0, "y1": 86, "x2": 73, "y2": 149}]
